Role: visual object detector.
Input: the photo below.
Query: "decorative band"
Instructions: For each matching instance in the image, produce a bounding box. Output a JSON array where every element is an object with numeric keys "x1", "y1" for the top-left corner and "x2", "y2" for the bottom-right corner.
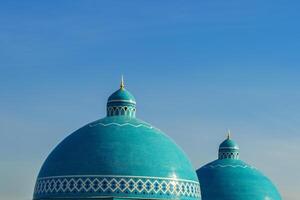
[
  {"x1": 219, "y1": 147, "x2": 239, "y2": 150},
  {"x1": 204, "y1": 164, "x2": 255, "y2": 169},
  {"x1": 108, "y1": 99, "x2": 136, "y2": 104},
  {"x1": 34, "y1": 175, "x2": 201, "y2": 199}
]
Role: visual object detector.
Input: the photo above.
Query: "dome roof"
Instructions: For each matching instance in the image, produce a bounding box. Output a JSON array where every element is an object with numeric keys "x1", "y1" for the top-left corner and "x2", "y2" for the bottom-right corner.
[
  {"x1": 218, "y1": 132, "x2": 240, "y2": 160},
  {"x1": 107, "y1": 76, "x2": 136, "y2": 105},
  {"x1": 196, "y1": 134, "x2": 281, "y2": 200},
  {"x1": 33, "y1": 78, "x2": 200, "y2": 200},
  {"x1": 219, "y1": 133, "x2": 239, "y2": 150},
  {"x1": 108, "y1": 88, "x2": 136, "y2": 103}
]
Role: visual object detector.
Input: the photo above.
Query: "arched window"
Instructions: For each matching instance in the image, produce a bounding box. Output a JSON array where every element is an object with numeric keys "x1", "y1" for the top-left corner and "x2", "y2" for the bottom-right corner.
[{"x1": 121, "y1": 107, "x2": 125, "y2": 115}]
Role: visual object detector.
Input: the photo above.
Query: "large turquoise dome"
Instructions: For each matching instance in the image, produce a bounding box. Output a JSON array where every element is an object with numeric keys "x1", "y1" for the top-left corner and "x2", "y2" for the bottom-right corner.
[
  {"x1": 33, "y1": 79, "x2": 200, "y2": 200},
  {"x1": 196, "y1": 134, "x2": 281, "y2": 200}
]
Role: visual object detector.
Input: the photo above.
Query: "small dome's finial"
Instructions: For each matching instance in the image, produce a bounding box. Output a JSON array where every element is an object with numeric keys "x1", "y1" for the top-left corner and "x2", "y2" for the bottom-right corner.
[
  {"x1": 120, "y1": 75, "x2": 125, "y2": 89},
  {"x1": 227, "y1": 129, "x2": 231, "y2": 140}
]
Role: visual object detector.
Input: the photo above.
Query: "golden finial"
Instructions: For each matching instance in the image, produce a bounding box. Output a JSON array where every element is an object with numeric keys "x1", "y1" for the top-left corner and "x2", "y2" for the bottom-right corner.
[
  {"x1": 227, "y1": 129, "x2": 231, "y2": 139},
  {"x1": 120, "y1": 75, "x2": 125, "y2": 89}
]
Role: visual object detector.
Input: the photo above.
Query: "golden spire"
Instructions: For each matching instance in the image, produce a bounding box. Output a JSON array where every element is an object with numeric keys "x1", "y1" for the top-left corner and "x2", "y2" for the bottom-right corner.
[
  {"x1": 120, "y1": 75, "x2": 125, "y2": 89},
  {"x1": 227, "y1": 129, "x2": 231, "y2": 139}
]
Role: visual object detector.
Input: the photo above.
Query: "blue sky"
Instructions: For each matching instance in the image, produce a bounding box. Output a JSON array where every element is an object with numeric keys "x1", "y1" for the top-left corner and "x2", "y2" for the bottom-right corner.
[{"x1": 0, "y1": 1, "x2": 300, "y2": 200}]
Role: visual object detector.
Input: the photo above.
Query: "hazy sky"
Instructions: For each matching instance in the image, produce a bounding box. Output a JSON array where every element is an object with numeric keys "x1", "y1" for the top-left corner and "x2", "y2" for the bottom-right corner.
[{"x1": 0, "y1": 1, "x2": 299, "y2": 200}]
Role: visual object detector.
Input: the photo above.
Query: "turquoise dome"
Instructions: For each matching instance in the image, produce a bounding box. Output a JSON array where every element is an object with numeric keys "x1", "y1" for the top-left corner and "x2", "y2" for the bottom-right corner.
[
  {"x1": 108, "y1": 88, "x2": 136, "y2": 104},
  {"x1": 219, "y1": 137, "x2": 239, "y2": 150},
  {"x1": 33, "y1": 79, "x2": 200, "y2": 200},
  {"x1": 196, "y1": 135, "x2": 281, "y2": 200},
  {"x1": 106, "y1": 77, "x2": 136, "y2": 117},
  {"x1": 107, "y1": 77, "x2": 136, "y2": 104},
  {"x1": 218, "y1": 133, "x2": 239, "y2": 160}
]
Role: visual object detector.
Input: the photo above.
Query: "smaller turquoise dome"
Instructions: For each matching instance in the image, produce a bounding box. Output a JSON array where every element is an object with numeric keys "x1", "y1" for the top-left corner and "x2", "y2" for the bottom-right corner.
[
  {"x1": 219, "y1": 137, "x2": 239, "y2": 150},
  {"x1": 218, "y1": 132, "x2": 239, "y2": 159},
  {"x1": 197, "y1": 134, "x2": 281, "y2": 200},
  {"x1": 107, "y1": 77, "x2": 136, "y2": 117},
  {"x1": 108, "y1": 88, "x2": 136, "y2": 103}
]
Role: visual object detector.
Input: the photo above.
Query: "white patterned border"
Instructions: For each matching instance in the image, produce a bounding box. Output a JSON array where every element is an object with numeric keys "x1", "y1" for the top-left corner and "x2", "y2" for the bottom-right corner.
[
  {"x1": 107, "y1": 105, "x2": 136, "y2": 117},
  {"x1": 34, "y1": 175, "x2": 201, "y2": 199},
  {"x1": 205, "y1": 164, "x2": 255, "y2": 169}
]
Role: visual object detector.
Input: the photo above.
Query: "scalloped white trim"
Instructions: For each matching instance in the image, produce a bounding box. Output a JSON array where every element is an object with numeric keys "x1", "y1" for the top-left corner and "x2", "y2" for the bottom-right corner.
[
  {"x1": 89, "y1": 122, "x2": 153, "y2": 129},
  {"x1": 206, "y1": 164, "x2": 255, "y2": 169}
]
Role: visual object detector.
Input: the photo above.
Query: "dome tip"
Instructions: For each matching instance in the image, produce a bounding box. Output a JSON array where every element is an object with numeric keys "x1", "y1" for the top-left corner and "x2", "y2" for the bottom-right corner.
[
  {"x1": 120, "y1": 75, "x2": 125, "y2": 89},
  {"x1": 227, "y1": 129, "x2": 231, "y2": 140}
]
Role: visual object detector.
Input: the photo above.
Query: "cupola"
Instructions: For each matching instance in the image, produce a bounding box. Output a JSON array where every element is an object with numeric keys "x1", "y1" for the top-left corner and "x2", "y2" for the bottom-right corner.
[
  {"x1": 107, "y1": 76, "x2": 136, "y2": 117},
  {"x1": 218, "y1": 130, "x2": 239, "y2": 160}
]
